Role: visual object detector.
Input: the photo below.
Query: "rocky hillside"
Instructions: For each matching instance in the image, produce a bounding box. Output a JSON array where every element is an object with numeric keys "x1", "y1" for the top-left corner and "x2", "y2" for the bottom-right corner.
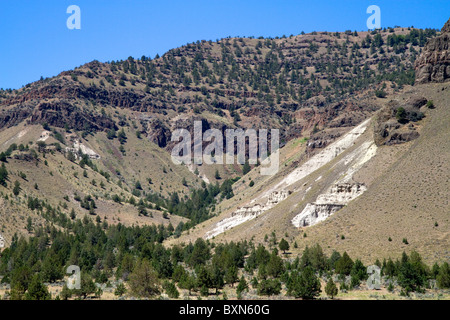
[
  {"x1": 0, "y1": 22, "x2": 447, "y2": 264},
  {"x1": 169, "y1": 19, "x2": 450, "y2": 264},
  {"x1": 0, "y1": 27, "x2": 438, "y2": 148},
  {"x1": 415, "y1": 18, "x2": 450, "y2": 83}
]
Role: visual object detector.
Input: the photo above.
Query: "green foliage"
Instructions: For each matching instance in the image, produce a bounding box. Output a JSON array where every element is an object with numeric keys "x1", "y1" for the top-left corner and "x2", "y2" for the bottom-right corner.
[
  {"x1": 335, "y1": 252, "x2": 354, "y2": 276},
  {"x1": 398, "y1": 251, "x2": 428, "y2": 295},
  {"x1": 396, "y1": 107, "x2": 407, "y2": 123},
  {"x1": 287, "y1": 267, "x2": 321, "y2": 299},
  {"x1": 300, "y1": 244, "x2": 328, "y2": 272},
  {"x1": 350, "y1": 259, "x2": 367, "y2": 288},
  {"x1": 0, "y1": 162, "x2": 8, "y2": 186},
  {"x1": 242, "y1": 160, "x2": 251, "y2": 175},
  {"x1": 188, "y1": 238, "x2": 211, "y2": 268},
  {"x1": 266, "y1": 251, "x2": 285, "y2": 278},
  {"x1": 13, "y1": 180, "x2": 21, "y2": 196},
  {"x1": 236, "y1": 275, "x2": 248, "y2": 296},
  {"x1": 375, "y1": 89, "x2": 387, "y2": 98},
  {"x1": 437, "y1": 262, "x2": 450, "y2": 289},
  {"x1": 36, "y1": 141, "x2": 47, "y2": 152},
  {"x1": 220, "y1": 179, "x2": 235, "y2": 200},
  {"x1": 257, "y1": 278, "x2": 281, "y2": 296},
  {"x1": 53, "y1": 131, "x2": 65, "y2": 144},
  {"x1": 24, "y1": 275, "x2": 51, "y2": 300},
  {"x1": 128, "y1": 259, "x2": 161, "y2": 298},
  {"x1": 118, "y1": 128, "x2": 127, "y2": 144},
  {"x1": 107, "y1": 128, "x2": 117, "y2": 140},
  {"x1": 279, "y1": 238, "x2": 289, "y2": 254},
  {"x1": 66, "y1": 151, "x2": 76, "y2": 162},
  {"x1": 163, "y1": 280, "x2": 180, "y2": 299},
  {"x1": 325, "y1": 277, "x2": 338, "y2": 299}
]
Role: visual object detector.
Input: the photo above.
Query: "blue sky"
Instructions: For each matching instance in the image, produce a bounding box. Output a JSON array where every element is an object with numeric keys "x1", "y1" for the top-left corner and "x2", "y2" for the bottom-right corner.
[{"x1": 1, "y1": 0, "x2": 449, "y2": 89}]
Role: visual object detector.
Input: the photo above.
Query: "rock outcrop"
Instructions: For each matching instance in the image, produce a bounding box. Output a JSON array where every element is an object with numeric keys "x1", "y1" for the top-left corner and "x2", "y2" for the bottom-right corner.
[
  {"x1": 292, "y1": 183, "x2": 366, "y2": 228},
  {"x1": 65, "y1": 140, "x2": 101, "y2": 160},
  {"x1": 415, "y1": 17, "x2": 450, "y2": 84},
  {"x1": 205, "y1": 190, "x2": 290, "y2": 239},
  {"x1": 291, "y1": 203, "x2": 344, "y2": 227},
  {"x1": 30, "y1": 100, "x2": 117, "y2": 132},
  {"x1": 373, "y1": 97, "x2": 426, "y2": 146}
]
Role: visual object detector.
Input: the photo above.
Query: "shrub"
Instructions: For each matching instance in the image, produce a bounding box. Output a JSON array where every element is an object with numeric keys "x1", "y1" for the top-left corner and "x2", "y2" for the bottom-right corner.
[
  {"x1": 375, "y1": 89, "x2": 387, "y2": 98},
  {"x1": 13, "y1": 181, "x2": 21, "y2": 196},
  {"x1": 396, "y1": 107, "x2": 408, "y2": 123}
]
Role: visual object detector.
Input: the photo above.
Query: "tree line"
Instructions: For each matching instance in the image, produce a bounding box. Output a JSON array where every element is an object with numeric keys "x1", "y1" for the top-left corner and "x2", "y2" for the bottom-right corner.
[{"x1": 0, "y1": 218, "x2": 448, "y2": 300}]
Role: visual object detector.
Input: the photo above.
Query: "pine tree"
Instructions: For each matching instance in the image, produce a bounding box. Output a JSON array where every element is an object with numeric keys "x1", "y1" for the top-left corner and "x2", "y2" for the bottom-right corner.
[
  {"x1": 266, "y1": 252, "x2": 284, "y2": 278},
  {"x1": 335, "y1": 252, "x2": 354, "y2": 276},
  {"x1": 24, "y1": 275, "x2": 51, "y2": 300},
  {"x1": 236, "y1": 276, "x2": 249, "y2": 295},
  {"x1": 350, "y1": 259, "x2": 367, "y2": 288},
  {"x1": 279, "y1": 238, "x2": 289, "y2": 254},
  {"x1": 128, "y1": 259, "x2": 161, "y2": 298},
  {"x1": 224, "y1": 265, "x2": 238, "y2": 287},
  {"x1": 288, "y1": 267, "x2": 321, "y2": 299},
  {"x1": 325, "y1": 277, "x2": 338, "y2": 299}
]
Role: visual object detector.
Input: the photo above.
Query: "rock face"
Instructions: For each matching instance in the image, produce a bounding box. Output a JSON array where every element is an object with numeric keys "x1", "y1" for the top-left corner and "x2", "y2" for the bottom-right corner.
[
  {"x1": 29, "y1": 100, "x2": 116, "y2": 132},
  {"x1": 291, "y1": 203, "x2": 345, "y2": 227},
  {"x1": 291, "y1": 183, "x2": 366, "y2": 228},
  {"x1": 415, "y1": 18, "x2": 450, "y2": 84},
  {"x1": 315, "y1": 183, "x2": 367, "y2": 205}
]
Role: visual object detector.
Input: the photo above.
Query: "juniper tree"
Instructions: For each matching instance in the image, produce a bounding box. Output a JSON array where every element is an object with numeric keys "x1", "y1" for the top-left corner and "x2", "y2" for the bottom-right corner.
[
  {"x1": 13, "y1": 180, "x2": 21, "y2": 196},
  {"x1": 325, "y1": 277, "x2": 338, "y2": 299},
  {"x1": 24, "y1": 274, "x2": 51, "y2": 300},
  {"x1": 128, "y1": 259, "x2": 161, "y2": 298},
  {"x1": 279, "y1": 238, "x2": 289, "y2": 254},
  {"x1": 236, "y1": 276, "x2": 249, "y2": 295},
  {"x1": 0, "y1": 162, "x2": 8, "y2": 186}
]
